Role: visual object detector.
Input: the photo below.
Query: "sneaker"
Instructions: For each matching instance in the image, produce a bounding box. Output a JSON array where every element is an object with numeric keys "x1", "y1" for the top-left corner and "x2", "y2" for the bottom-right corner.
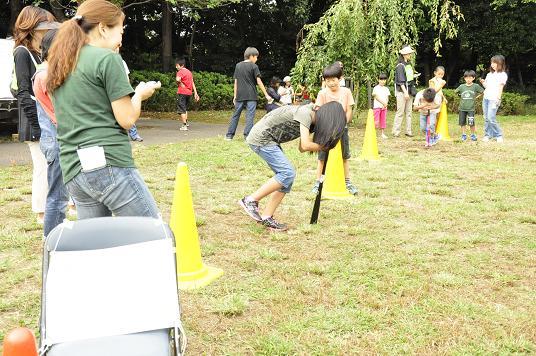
[
  {"x1": 405, "y1": 133, "x2": 414, "y2": 137},
  {"x1": 224, "y1": 136, "x2": 233, "y2": 141},
  {"x1": 179, "y1": 125, "x2": 188, "y2": 131},
  {"x1": 496, "y1": 136, "x2": 504, "y2": 143},
  {"x1": 431, "y1": 136, "x2": 438, "y2": 146},
  {"x1": 346, "y1": 182, "x2": 358, "y2": 195},
  {"x1": 239, "y1": 197, "x2": 262, "y2": 222},
  {"x1": 392, "y1": 133, "x2": 400, "y2": 138},
  {"x1": 133, "y1": 135, "x2": 143, "y2": 142},
  {"x1": 185, "y1": 120, "x2": 190, "y2": 127},
  {"x1": 461, "y1": 134, "x2": 467, "y2": 141},
  {"x1": 435, "y1": 133, "x2": 442, "y2": 141},
  {"x1": 381, "y1": 133, "x2": 388, "y2": 139},
  {"x1": 470, "y1": 134, "x2": 477, "y2": 141},
  {"x1": 482, "y1": 136, "x2": 490, "y2": 142},
  {"x1": 311, "y1": 181, "x2": 320, "y2": 194},
  {"x1": 261, "y1": 216, "x2": 288, "y2": 231}
]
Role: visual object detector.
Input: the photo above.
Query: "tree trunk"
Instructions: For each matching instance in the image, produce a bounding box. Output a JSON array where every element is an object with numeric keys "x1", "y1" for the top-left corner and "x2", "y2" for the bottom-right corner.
[
  {"x1": 9, "y1": 0, "x2": 23, "y2": 36},
  {"x1": 161, "y1": 0, "x2": 173, "y2": 72},
  {"x1": 49, "y1": 0, "x2": 67, "y2": 21},
  {"x1": 515, "y1": 55, "x2": 524, "y2": 89},
  {"x1": 188, "y1": 21, "x2": 196, "y2": 71}
]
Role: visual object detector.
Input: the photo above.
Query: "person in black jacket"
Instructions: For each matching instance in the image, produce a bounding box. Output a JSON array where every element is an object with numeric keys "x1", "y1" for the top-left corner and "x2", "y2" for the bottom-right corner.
[
  {"x1": 265, "y1": 77, "x2": 282, "y2": 113},
  {"x1": 13, "y1": 6, "x2": 57, "y2": 224}
]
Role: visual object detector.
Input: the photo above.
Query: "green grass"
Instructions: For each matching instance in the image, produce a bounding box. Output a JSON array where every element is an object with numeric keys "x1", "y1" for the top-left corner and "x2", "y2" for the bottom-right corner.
[{"x1": 1, "y1": 112, "x2": 535, "y2": 354}]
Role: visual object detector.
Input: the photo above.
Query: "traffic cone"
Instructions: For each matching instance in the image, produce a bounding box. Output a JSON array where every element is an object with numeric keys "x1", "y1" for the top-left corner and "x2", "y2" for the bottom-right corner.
[
  {"x1": 2, "y1": 328, "x2": 38, "y2": 356},
  {"x1": 435, "y1": 101, "x2": 452, "y2": 141},
  {"x1": 323, "y1": 141, "x2": 352, "y2": 199},
  {"x1": 359, "y1": 109, "x2": 380, "y2": 160},
  {"x1": 170, "y1": 162, "x2": 223, "y2": 290}
]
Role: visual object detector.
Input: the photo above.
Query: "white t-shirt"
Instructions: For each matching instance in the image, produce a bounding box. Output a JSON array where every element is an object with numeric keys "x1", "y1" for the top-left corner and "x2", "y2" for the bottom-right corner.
[
  {"x1": 483, "y1": 72, "x2": 507, "y2": 100},
  {"x1": 278, "y1": 85, "x2": 294, "y2": 105},
  {"x1": 372, "y1": 85, "x2": 390, "y2": 109},
  {"x1": 414, "y1": 90, "x2": 442, "y2": 114}
]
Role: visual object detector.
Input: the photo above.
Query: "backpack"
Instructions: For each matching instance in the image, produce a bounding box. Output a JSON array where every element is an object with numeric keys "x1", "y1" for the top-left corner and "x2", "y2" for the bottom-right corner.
[{"x1": 11, "y1": 45, "x2": 39, "y2": 96}]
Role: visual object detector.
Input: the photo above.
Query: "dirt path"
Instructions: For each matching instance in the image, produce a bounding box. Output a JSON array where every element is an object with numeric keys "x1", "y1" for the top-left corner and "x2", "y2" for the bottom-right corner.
[{"x1": 0, "y1": 118, "x2": 238, "y2": 167}]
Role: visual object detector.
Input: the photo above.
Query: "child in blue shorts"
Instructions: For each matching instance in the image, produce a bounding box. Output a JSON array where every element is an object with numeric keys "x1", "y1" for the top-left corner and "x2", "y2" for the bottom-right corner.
[{"x1": 240, "y1": 102, "x2": 346, "y2": 231}]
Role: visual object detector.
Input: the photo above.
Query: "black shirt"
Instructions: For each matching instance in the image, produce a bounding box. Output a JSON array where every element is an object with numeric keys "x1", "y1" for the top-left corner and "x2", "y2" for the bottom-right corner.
[
  {"x1": 234, "y1": 61, "x2": 261, "y2": 101},
  {"x1": 395, "y1": 62, "x2": 407, "y2": 93},
  {"x1": 14, "y1": 46, "x2": 42, "y2": 141}
]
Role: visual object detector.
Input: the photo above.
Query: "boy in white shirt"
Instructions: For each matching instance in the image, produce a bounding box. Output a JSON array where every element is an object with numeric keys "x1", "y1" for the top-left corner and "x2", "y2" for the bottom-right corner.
[{"x1": 372, "y1": 73, "x2": 390, "y2": 139}]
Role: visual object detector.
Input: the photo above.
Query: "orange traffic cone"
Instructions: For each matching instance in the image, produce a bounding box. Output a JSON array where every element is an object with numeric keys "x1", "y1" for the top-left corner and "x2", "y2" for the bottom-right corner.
[
  {"x1": 170, "y1": 162, "x2": 223, "y2": 290},
  {"x1": 322, "y1": 141, "x2": 352, "y2": 199},
  {"x1": 359, "y1": 109, "x2": 380, "y2": 160},
  {"x1": 2, "y1": 328, "x2": 38, "y2": 356},
  {"x1": 435, "y1": 101, "x2": 452, "y2": 141}
]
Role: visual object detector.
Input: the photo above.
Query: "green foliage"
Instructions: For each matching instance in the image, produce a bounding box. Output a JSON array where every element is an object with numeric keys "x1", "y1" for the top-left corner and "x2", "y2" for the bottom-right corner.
[
  {"x1": 292, "y1": 0, "x2": 463, "y2": 98},
  {"x1": 442, "y1": 89, "x2": 530, "y2": 115},
  {"x1": 130, "y1": 70, "x2": 235, "y2": 111}
]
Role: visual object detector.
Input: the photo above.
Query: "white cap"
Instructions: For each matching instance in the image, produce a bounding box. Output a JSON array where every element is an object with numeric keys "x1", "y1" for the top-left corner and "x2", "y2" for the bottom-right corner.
[
  {"x1": 399, "y1": 45, "x2": 414, "y2": 55},
  {"x1": 283, "y1": 76, "x2": 291, "y2": 83}
]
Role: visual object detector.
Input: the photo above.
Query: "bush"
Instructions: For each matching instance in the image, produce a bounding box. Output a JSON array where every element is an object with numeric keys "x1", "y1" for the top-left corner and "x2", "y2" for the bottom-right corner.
[{"x1": 129, "y1": 70, "x2": 237, "y2": 111}]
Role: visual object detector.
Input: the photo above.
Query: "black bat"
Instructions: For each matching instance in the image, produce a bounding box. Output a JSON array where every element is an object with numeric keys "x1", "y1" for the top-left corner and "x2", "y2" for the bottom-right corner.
[{"x1": 310, "y1": 150, "x2": 329, "y2": 224}]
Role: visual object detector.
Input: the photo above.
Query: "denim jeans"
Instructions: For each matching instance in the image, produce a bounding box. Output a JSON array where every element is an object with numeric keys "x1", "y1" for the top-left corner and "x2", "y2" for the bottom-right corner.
[
  {"x1": 65, "y1": 166, "x2": 159, "y2": 220},
  {"x1": 40, "y1": 137, "x2": 68, "y2": 236},
  {"x1": 419, "y1": 112, "x2": 438, "y2": 134},
  {"x1": 36, "y1": 101, "x2": 68, "y2": 236},
  {"x1": 249, "y1": 144, "x2": 295, "y2": 193},
  {"x1": 128, "y1": 124, "x2": 139, "y2": 139},
  {"x1": 226, "y1": 100, "x2": 257, "y2": 139},
  {"x1": 483, "y1": 99, "x2": 502, "y2": 138}
]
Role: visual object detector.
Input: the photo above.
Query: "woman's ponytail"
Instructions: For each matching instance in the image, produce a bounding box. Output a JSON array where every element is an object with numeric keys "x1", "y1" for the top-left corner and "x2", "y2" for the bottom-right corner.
[
  {"x1": 47, "y1": 18, "x2": 87, "y2": 94},
  {"x1": 46, "y1": 0, "x2": 124, "y2": 94}
]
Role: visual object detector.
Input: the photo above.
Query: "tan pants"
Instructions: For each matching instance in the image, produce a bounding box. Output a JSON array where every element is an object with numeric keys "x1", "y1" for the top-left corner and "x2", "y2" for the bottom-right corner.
[
  {"x1": 393, "y1": 91, "x2": 414, "y2": 136},
  {"x1": 28, "y1": 141, "x2": 48, "y2": 213}
]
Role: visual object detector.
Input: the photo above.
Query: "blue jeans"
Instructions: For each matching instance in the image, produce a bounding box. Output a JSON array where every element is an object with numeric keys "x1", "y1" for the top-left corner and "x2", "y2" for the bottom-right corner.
[
  {"x1": 40, "y1": 137, "x2": 68, "y2": 236},
  {"x1": 128, "y1": 124, "x2": 140, "y2": 139},
  {"x1": 65, "y1": 166, "x2": 159, "y2": 220},
  {"x1": 483, "y1": 99, "x2": 502, "y2": 138},
  {"x1": 419, "y1": 112, "x2": 438, "y2": 134},
  {"x1": 226, "y1": 100, "x2": 257, "y2": 139},
  {"x1": 249, "y1": 144, "x2": 295, "y2": 193}
]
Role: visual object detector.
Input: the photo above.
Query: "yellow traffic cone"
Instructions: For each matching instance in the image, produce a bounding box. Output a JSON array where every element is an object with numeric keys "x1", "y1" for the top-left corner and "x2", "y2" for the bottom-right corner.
[
  {"x1": 323, "y1": 141, "x2": 352, "y2": 199},
  {"x1": 170, "y1": 162, "x2": 223, "y2": 290},
  {"x1": 435, "y1": 101, "x2": 452, "y2": 141},
  {"x1": 359, "y1": 109, "x2": 380, "y2": 160}
]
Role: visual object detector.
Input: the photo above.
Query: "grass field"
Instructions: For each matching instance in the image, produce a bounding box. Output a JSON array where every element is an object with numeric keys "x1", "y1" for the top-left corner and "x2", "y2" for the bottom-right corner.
[{"x1": 1, "y1": 113, "x2": 535, "y2": 354}]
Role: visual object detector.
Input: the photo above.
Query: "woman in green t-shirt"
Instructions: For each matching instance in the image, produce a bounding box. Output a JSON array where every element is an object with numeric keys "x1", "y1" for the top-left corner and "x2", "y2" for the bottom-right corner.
[{"x1": 46, "y1": 0, "x2": 161, "y2": 219}]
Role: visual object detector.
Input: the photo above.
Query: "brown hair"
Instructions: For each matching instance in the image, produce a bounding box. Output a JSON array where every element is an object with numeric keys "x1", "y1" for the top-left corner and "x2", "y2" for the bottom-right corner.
[
  {"x1": 47, "y1": 0, "x2": 124, "y2": 93},
  {"x1": 13, "y1": 6, "x2": 55, "y2": 52},
  {"x1": 490, "y1": 54, "x2": 506, "y2": 73}
]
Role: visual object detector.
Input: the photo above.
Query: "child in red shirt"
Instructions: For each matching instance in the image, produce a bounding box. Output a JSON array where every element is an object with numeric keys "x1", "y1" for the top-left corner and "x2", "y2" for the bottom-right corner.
[{"x1": 175, "y1": 57, "x2": 199, "y2": 131}]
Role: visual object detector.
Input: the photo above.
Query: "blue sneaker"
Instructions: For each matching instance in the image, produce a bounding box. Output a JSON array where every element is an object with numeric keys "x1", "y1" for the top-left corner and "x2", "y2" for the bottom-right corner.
[
  {"x1": 470, "y1": 133, "x2": 477, "y2": 141},
  {"x1": 461, "y1": 134, "x2": 467, "y2": 141}
]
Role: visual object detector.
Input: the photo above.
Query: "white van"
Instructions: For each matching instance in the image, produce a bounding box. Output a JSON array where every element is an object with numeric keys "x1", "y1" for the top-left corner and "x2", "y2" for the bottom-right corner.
[{"x1": 0, "y1": 38, "x2": 18, "y2": 131}]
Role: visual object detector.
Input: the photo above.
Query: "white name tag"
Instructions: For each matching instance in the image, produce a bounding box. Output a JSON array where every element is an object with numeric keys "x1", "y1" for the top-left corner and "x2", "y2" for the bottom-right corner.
[{"x1": 76, "y1": 146, "x2": 106, "y2": 171}]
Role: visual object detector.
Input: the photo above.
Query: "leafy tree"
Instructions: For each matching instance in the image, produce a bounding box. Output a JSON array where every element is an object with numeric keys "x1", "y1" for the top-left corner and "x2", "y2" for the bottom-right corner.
[{"x1": 292, "y1": 0, "x2": 463, "y2": 105}]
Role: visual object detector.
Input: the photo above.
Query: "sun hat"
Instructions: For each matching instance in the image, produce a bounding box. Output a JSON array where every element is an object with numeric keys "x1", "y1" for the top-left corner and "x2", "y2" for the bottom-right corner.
[
  {"x1": 35, "y1": 21, "x2": 61, "y2": 31},
  {"x1": 283, "y1": 76, "x2": 291, "y2": 83},
  {"x1": 399, "y1": 45, "x2": 414, "y2": 55}
]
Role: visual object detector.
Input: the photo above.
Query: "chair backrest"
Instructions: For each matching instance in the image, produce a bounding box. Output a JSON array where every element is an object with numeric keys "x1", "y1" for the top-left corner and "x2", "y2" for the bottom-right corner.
[{"x1": 41, "y1": 217, "x2": 181, "y2": 348}]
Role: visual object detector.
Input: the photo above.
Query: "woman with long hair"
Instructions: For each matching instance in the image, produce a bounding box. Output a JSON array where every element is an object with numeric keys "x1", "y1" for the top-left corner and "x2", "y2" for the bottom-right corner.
[
  {"x1": 47, "y1": 0, "x2": 160, "y2": 219},
  {"x1": 13, "y1": 6, "x2": 57, "y2": 224}
]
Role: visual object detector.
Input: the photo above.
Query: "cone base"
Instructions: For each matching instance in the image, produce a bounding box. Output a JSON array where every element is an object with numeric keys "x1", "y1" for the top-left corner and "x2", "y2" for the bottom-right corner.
[
  {"x1": 322, "y1": 191, "x2": 354, "y2": 200},
  {"x1": 358, "y1": 154, "x2": 381, "y2": 161},
  {"x1": 178, "y1": 264, "x2": 223, "y2": 290}
]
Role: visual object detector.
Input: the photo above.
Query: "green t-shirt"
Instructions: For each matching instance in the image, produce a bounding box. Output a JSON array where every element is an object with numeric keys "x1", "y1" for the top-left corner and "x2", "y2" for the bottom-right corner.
[
  {"x1": 53, "y1": 45, "x2": 134, "y2": 183},
  {"x1": 455, "y1": 83, "x2": 484, "y2": 112}
]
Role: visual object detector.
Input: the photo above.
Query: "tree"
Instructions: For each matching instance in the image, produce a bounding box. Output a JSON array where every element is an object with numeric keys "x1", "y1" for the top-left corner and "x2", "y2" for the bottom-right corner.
[{"x1": 292, "y1": 0, "x2": 462, "y2": 107}]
